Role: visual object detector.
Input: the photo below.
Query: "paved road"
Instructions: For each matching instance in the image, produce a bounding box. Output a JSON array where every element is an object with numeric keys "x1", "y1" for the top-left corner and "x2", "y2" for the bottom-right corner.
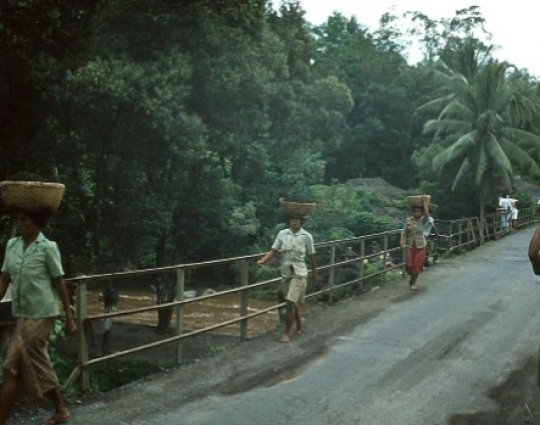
[
  {"x1": 131, "y1": 230, "x2": 540, "y2": 425},
  {"x1": 17, "y1": 229, "x2": 538, "y2": 425}
]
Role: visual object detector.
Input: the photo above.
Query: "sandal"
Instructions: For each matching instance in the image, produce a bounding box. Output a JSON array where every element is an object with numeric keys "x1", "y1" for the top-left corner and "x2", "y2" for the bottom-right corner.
[{"x1": 43, "y1": 412, "x2": 70, "y2": 425}]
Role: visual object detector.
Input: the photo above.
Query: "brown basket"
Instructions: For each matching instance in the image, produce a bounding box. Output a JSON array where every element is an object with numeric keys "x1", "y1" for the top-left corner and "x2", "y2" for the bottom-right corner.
[
  {"x1": 407, "y1": 195, "x2": 430, "y2": 207},
  {"x1": 0, "y1": 181, "x2": 65, "y2": 212},
  {"x1": 279, "y1": 198, "x2": 316, "y2": 217}
]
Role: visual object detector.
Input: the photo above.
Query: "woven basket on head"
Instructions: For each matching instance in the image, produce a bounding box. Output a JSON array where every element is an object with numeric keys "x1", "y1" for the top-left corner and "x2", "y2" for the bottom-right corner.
[
  {"x1": 0, "y1": 181, "x2": 65, "y2": 212},
  {"x1": 407, "y1": 195, "x2": 430, "y2": 208},
  {"x1": 279, "y1": 197, "x2": 316, "y2": 217}
]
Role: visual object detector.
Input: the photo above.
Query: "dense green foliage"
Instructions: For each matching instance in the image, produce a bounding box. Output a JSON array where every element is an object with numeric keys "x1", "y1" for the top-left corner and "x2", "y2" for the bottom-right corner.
[{"x1": 1, "y1": 2, "x2": 539, "y2": 277}]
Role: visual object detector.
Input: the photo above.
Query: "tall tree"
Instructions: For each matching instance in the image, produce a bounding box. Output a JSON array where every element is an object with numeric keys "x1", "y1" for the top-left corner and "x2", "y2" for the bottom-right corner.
[{"x1": 416, "y1": 38, "x2": 540, "y2": 240}]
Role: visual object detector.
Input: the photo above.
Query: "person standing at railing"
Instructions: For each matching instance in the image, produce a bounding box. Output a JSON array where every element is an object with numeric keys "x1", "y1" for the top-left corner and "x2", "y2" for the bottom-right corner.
[
  {"x1": 257, "y1": 214, "x2": 317, "y2": 343},
  {"x1": 423, "y1": 204, "x2": 440, "y2": 267},
  {"x1": 511, "y1": 201, "x2": 518, "y2": 233},
  {"x1": 498, "y1": 195, "x2": 512, "y2": 233},
  {"x1": 400, "y1": 195, "x2": 430, "y2": 291}
]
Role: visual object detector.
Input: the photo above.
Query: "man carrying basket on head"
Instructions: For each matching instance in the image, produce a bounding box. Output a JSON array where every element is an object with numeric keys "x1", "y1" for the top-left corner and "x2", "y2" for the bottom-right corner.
[
  {"x1": 257, "y1": 198, "x2": 317, "y2": 343},
  {"x1": 0, "y1": 173, "x2": 76, "y2": 425}
]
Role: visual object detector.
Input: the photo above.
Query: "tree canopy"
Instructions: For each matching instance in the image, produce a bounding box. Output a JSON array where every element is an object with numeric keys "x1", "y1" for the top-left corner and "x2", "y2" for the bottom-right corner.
[{"x1": 1, "y1": 1, "x2": 539, "y2": 278}]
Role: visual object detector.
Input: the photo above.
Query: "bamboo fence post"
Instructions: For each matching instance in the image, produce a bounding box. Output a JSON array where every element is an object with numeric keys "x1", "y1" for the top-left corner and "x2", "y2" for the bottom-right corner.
[
  {"x1": 448, "y1": 221, "x2": 454, "y2": 253},
  {"x1": 360, "y1": 239, "x2": 366, "y2": 292},
  {"x1": 469, "y1": 219, "x2": 476, "y2": 247},
  {"x1": 77, "y1": 282, "x2": 89, "y2": 392},
  {"x1": 382, "y1": 235, "x2": 388, "y2": 283},
  {"x1": 174, "y1": 269, "x2": 185, "y2": 364},
  {"x1": 240, "y1": 259, "x2": 249, "y2": 341},
  {"x1": 458, "y1": 221, "x2": 463, "y2": 250},
  {"x1": 328, "y1": 245, "x2": 336, "y2": 304}
]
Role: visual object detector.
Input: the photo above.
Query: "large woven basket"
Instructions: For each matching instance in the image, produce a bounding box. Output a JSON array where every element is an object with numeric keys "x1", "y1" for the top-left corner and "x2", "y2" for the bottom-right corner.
[
  {"x1": 407, "y1": 195, "x2": 430, "y2": 207},
  {"x1": 279, "y1": 197, "x2": 316, "y2": 217},
  {"x1": 0, "y1": 181, "x2": 65, "y2": 212}
]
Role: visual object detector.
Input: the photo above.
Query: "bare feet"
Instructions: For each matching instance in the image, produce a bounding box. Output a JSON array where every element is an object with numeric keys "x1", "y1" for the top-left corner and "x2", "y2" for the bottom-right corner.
[
  {"x1": 42, "y1": 410, "x2": 70, "y2": 425},
  {"x1": 296, "y1": 317, "x2": 305, "y2": 335},
  {"x1": 280, "y1": 334, "x2": 291, "y2": 343}
]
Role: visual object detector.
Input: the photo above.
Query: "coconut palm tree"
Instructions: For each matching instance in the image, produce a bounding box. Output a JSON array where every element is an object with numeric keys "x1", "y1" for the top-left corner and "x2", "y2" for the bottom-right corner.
[{"x1": 416, "y1": 38, "x2": 540, "y2": 241}]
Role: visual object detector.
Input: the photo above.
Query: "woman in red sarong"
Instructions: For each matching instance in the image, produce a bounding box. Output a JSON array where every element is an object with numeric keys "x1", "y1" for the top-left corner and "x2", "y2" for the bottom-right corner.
[{"x1": 400, "y1": 195, "x2": 430, "y2": 291}]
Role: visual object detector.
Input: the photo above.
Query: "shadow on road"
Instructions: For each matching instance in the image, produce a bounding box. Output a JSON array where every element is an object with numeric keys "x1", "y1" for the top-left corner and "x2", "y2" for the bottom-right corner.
[{"x1": 448, "y1": 356, "x2": 539, "y2": 425}]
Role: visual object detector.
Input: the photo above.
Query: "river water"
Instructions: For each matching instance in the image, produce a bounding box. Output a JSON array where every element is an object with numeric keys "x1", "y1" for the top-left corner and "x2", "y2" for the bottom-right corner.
[{"x1": 87, "y1": 288, "x2": 280, "y2": 338}]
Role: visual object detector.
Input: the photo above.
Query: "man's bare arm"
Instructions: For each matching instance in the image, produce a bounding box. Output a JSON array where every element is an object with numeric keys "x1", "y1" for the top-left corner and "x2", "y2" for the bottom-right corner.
[{"x1": 528, "y1": 225, "x2": 540, "y2": 272}]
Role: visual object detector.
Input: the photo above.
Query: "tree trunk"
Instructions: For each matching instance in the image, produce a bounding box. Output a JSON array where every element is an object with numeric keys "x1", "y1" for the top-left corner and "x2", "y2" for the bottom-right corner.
[{"x1": 155, "y1": 230, "x2": 176, "y2": 334}]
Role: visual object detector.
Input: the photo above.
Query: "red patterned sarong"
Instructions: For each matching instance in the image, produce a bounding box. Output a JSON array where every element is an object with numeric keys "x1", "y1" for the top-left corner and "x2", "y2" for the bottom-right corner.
[{"x1": 406, "y1": 247, "x2": 426, "y2": 275}]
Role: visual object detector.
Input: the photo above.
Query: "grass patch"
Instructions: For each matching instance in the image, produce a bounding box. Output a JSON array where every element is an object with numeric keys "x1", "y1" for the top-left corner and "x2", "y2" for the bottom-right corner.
[{"x1": 57, "y1": 357, "x2": 162, "y2": 396}]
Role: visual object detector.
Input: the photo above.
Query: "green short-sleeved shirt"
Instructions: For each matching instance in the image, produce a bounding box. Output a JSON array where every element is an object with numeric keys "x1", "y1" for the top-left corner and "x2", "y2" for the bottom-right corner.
[{"x1": 1, "y1": 232, "x2": 63, "y2": 318}]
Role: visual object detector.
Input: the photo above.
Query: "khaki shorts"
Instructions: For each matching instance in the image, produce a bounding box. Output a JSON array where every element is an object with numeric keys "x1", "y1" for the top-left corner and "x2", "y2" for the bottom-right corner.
[{"x1": 278, "y1": 276, "x2": 307, "y2": 304}]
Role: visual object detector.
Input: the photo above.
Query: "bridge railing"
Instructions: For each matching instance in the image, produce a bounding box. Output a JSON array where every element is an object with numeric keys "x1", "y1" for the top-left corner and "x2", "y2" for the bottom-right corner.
[{"x1": 64, "y1": 206, "x2": 539, "y2": 391}]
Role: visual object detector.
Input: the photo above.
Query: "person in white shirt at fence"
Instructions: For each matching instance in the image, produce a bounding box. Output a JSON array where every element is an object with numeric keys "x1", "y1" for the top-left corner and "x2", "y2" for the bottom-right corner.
[
  {"x1": 498, "y1": 195, "x2": 512, "y2": 232},
  {"x1": 511, "y1": 202, "x2": 518, "y2": 232},
  {"x1": 423, "y1": 204, "x2": 440, "y2": 267}
]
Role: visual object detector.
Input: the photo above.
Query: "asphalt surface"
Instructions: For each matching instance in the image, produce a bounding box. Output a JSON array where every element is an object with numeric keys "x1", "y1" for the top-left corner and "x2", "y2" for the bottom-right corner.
[
  {"x1": 17, "y1": 228, "x2": 540, "y2": 425},
  {"x1": 146, "y1": 230, "x2": 539, "y2": 425}
]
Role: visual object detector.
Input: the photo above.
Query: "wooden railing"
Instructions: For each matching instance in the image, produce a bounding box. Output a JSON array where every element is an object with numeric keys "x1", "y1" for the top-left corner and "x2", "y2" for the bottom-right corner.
[{"x1": 64, "y1": 206, "x2": 539, "y2": 391}]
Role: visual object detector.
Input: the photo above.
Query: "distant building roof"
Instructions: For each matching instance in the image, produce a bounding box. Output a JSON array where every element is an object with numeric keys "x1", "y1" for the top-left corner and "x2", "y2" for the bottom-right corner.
[{"x1": 346, "y1": 177, "x2": 406, "y2": 199}]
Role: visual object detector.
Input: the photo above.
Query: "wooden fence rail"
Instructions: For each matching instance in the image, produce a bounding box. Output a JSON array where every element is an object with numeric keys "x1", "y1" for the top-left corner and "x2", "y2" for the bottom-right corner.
[{"x1": 64, "y1": 206, "x2": 540, "y2": 391}]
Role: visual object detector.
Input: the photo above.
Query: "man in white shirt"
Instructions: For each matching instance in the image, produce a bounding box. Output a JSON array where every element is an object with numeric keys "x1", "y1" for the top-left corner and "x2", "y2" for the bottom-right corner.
[
  {"x1": 257, "y1": 215, "x2": 317, "y2": 342},
  {"x1": 498, "y1": 196, "x2": 512, "y2": 232},
  {"x1": 423, "y1": 206, "x2": 439, "y2": 267}
]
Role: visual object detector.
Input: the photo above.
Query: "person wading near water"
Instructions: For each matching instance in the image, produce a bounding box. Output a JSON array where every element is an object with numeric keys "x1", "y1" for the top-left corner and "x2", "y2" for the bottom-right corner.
[
  {"x1": 0, "y1": 174, "x2": 76, "y2": 425},
  {"x1": 257, "y1": 213, "x2": 317, "y2": 343},
  {"x1": 401, "y1": 195, "x2": 430, "y2": 291}
]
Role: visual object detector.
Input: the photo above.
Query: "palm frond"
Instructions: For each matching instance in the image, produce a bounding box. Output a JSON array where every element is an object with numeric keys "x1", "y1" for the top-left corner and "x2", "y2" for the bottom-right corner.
[
  {"x1": 451, "y1": 158, "x2": 471, "y2": 191},
  {"x1": 485, "y1": 134, "x2": 512, "y2": 176},
  {"x1": 502, "y1": 128, "x2": 540, "y2": 150},
  {"x1": 432, "y1": 130, "x2": 478, "y2": 172},
  {"x1": 414, "y1": 94, "x2": 455, "y2": 117},
  {"x1": 499, "y1": 138, "x2": 540, "y2": 176},
  {"x1": 423, "y1": 119, "x2": 472, "y2": 136},
  {"x1": 474, "y1": 141, "x2": 488, "y2": 185},
  {"x1": 438, "y1": 100, "x2": 474, "y2": 121}
]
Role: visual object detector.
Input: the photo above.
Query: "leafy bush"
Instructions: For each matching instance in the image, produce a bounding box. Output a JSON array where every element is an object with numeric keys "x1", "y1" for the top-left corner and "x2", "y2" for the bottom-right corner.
[{"x1": 307, "y1": 183, "x2": 399, "y2": 241}]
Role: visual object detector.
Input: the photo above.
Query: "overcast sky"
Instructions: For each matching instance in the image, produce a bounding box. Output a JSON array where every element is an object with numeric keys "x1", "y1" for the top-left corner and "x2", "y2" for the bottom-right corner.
[{"x1": 296, "y1": 0, "x2": 539, "y2": 76}]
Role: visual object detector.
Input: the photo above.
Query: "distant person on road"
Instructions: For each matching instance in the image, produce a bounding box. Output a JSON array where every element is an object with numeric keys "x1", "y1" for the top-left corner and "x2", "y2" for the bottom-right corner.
[
  {"x1": 423, "y1": 205, "x2": 440, "y2": 267},
  {"x1": 400, "y1": 195, "x2": 430, "y2": 291},
  {"x1": 498, "y1": 195, "x2": 512, "y2": 233},
  {"x1": 257, "y1": 214, "x2": 317, "y2": 343},
  {"x1": 511, "y1": 202, "x2": 519, "y2": 232}
]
